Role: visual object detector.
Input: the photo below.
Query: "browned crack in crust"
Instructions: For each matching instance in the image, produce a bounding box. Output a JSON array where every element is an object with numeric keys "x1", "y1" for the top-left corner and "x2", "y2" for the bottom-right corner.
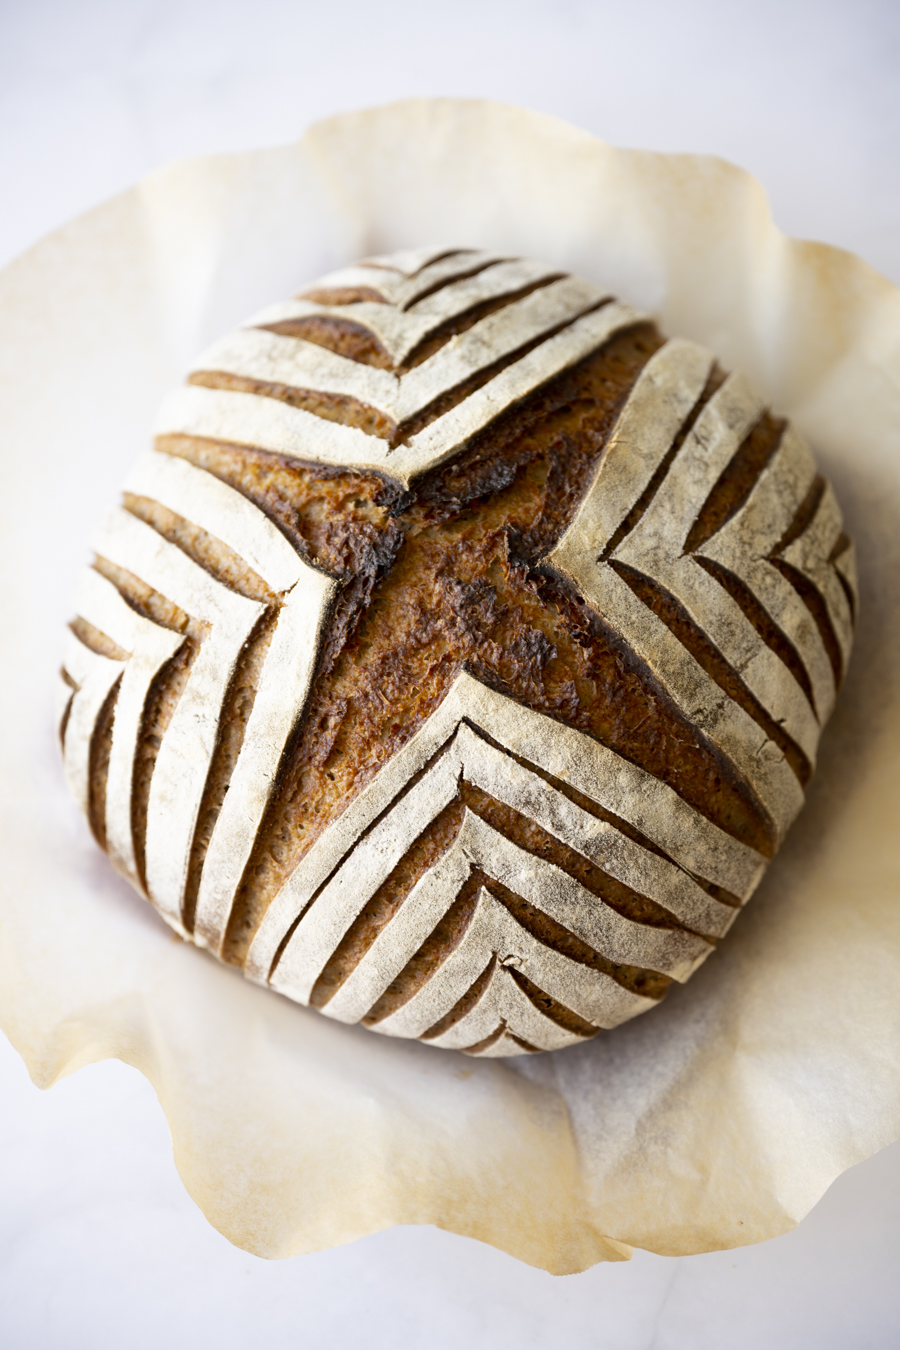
[
  {"x1": 209, "y1": 323, "x2": 779, "y2": 965},
  {"x1": 263, "y1": 314, "x2": 395, "y2": 369},
  {"x1": 70, "y1": 615, "x2": 128, "y2": 662},
  {"x1": 300, "y1": 286, "x2": 389, "y2": 306},
  {"x1": 188, "y1": 371, "x2": 396, "y2": 441}
]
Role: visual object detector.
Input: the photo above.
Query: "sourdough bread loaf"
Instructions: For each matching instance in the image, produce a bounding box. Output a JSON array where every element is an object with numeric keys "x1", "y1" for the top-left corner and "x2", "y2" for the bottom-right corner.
[{"x1": 58, "y1": 246, "x2": 857, "y2": 1056}]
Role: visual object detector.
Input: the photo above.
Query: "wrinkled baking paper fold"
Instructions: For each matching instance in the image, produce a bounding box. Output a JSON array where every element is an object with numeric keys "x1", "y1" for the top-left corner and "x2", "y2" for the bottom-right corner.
[{"x1": 1, "y1": 99, "x2": 899, "y2": 1274}]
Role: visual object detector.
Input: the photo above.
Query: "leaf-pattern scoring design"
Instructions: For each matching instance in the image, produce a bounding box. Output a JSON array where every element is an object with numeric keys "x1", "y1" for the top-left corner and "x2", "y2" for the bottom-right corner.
[{"x1": 59, "y1": 247, "x2": 855, "y2": 1056}]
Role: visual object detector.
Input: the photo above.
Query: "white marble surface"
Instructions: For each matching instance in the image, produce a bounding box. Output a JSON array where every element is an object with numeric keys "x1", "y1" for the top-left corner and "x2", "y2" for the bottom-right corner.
[{"x1": 2, "y1": 2, "x2": 900, "y2": 1345}]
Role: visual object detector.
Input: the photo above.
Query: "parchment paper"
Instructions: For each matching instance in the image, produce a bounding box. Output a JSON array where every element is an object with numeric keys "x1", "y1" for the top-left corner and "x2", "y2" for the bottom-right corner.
[{"x1": 1, "y1": 99, "x2": 899, "y2": 1274}]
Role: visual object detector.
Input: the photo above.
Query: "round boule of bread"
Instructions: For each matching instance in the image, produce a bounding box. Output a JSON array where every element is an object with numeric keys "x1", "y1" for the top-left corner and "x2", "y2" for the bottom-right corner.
[{"x1": 58, "y1": 246, "x2": 857, "y2": 1057}]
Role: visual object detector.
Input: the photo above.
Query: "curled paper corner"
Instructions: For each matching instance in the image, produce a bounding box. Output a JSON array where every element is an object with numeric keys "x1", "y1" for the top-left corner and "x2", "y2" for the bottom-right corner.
[{"x1": 1, "y1": 98, "x2": 900, "y2": 1272}]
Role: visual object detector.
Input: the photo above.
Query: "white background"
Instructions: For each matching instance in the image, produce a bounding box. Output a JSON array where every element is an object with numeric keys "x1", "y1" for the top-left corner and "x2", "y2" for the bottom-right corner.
[{"x1": 1, "y1": 2, "x2": 899, "y2": 1346}]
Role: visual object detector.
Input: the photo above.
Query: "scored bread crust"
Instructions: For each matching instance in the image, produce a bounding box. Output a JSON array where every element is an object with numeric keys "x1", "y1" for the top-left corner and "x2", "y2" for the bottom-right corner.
[{"x1": 58, "y1": 246, "x2": 857, "y2": 1057}]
